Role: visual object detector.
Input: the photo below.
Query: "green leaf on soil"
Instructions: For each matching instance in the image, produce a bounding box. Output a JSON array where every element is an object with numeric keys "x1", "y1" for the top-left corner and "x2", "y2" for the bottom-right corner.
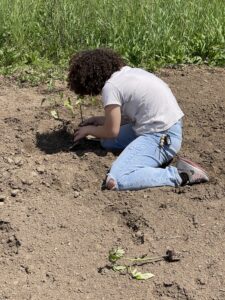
[
  {"x1": 64, "y1": 97, "x2": 74, "y2": 115},
  {"x1": 112, "y1": 265, "x2": 127, "y2": 272},
  {"x1": 75, "y1": 99, "x2": 82, "y2": 105},
  {"x1": 108, "y1": 247, "x2": 125, "y2": 263},
  {"x1": 130, "y1": 268, "x2": 154, "y2": 280},
  {"x1": 76, "y1": 95, "x2": 84, "y2": 106}
]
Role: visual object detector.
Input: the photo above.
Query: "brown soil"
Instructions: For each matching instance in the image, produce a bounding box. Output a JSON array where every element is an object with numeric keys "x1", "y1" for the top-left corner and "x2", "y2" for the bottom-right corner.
[{"x1": 0, "y1": 66, "x2": 224, "y2": 300}]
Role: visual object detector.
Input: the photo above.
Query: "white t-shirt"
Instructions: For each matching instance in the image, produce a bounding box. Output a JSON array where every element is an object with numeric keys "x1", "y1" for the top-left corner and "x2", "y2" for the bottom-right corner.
[{"x1": 102, "y1": 66, "x2": 184, "y2": 135}]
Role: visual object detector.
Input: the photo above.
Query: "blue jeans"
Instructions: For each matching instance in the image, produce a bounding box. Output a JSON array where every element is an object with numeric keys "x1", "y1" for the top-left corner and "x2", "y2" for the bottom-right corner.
[{"x1": 101, "y1": 120, "x2": 183, "y2": 190}]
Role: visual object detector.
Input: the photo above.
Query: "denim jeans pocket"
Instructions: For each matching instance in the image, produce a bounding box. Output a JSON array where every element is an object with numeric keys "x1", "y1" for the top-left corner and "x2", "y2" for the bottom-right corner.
[
  {"x1": 160, "y1": 121, "x2": 183, "y2": 161},
  {"x1": 164, "y1": 140, "x2": 182, "y2": 161}
]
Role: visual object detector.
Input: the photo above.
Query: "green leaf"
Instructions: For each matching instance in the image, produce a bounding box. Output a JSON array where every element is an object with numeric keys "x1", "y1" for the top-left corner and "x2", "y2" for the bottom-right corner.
[
  {"x1": 112, "y1": 265, "x2": 127, "y2": 272},
  {"x1": 64, "y1": 97, "x2": 72, "y2": 107},
  {"x1": 64, "y1": 97, "x2": 74, "y2": 115},
  {"x1": 108, "y1": 247, "x2": 125, "y2": 263},
  {"x1": 76, "y1": 96, "x2": 84, "y2": 105},
  {"x1": 50, "y1": 110, "x2": 59, "y2": 119},
  {"x1": 130, "y1": 268, "x2": 154, "y2": 280},
  {"x1": 75, "y1": 99, "x2": 83, "y2": 105}
]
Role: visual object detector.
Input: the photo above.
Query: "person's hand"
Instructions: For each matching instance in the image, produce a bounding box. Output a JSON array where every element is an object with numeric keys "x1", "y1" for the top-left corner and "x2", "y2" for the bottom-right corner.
[{"x1": 74, "y1": 126, "x2": 90, "y2": 142}]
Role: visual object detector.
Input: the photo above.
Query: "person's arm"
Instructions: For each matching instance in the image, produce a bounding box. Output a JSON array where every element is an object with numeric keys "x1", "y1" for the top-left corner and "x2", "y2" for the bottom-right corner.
[
  {"x1": 81, "y1": 115, "x2": 130, "y2": 126},
  {"x1": 80, "y1": 116, "x2": 105, "y2": 126},
  {"x1": 74, "y1": 105, "x2": 121, "y2": 141}
]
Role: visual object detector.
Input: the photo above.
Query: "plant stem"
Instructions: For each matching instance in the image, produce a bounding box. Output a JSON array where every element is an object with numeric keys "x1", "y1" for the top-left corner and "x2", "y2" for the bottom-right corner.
[
  {"x1": 123, "y1": 256, "x2": 163, "y2": 262},
  {"x1": 79, "y1": 104, "x2": 84, "y2": 123}
]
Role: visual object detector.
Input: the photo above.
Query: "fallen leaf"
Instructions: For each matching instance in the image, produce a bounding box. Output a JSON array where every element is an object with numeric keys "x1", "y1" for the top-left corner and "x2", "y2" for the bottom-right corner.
[{"x1": 130, "y1": 268, "x2": 154, "y2": 280}]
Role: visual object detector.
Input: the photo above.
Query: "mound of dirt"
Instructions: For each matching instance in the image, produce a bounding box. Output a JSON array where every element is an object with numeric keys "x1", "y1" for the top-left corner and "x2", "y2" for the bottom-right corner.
[{"x1": 0, "y1": 66, "x2": 224, "y2": 300}]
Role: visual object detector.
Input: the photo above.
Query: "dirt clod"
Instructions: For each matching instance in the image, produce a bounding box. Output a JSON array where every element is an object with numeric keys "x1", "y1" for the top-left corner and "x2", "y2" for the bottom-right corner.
[{"x1": 11, "y1": 189, "x2": 19, "y2": 197}]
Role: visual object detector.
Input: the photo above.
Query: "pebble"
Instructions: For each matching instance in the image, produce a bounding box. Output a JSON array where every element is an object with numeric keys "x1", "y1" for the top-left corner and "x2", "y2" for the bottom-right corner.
[
  {"x1": 216, "y1": 192, "x2": 223, "y2": 199},
  {"x1": 135, "y1": 230, "x2": 143, "y2": 238},
  {"x1": 74, "y1": 191, "x2": 80, "y2": 198},
  {"x1": 215, "y1": 148, "x2": 221, "y2": 153},
  {"x1": 36, "y1": 166, "x2": 45, "y2": 174},
  {"x1": 11, "y1": 189, "x2": 19, "y2": 197},
  {"x1": 6, "y1": 157, "x2": 14, "y2": 164},
  {"x1": 9, "y1": 181, "x2": 21, "y2": 190},
  {"x1": 196, "y1": 278, "x2": 206, "y2": 285},
  {"x1": 8, "y1": 235, "x2": 15, "y2": 242},
  {"x1": 21, "y1": 179, "x2": 33, "y2": 186},
  {"x1": 14, "y1": 157, "x2": 23, "y2": 166},
  {"x1": 31, "y1": 171, "x2": 38, "y2": 177},
  {"x1": 163, "y1": 281, "x2": 173, "y2": 287}
]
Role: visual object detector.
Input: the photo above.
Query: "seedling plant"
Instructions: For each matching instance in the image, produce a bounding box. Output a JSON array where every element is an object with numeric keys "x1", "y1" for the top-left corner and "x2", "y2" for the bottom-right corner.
[
  {"x1": 108, "y1": 247, "x2": 154, "y2": 280},
  {"x1": 108, "y1": 247, "x2": 180, "y2": 280},
  {"x1": 49, "y1": 93, "x2": 83, "y2": 123}
]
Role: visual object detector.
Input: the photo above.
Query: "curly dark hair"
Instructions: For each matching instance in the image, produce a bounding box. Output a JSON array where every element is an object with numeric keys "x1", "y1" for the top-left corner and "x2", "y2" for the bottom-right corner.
[{"x1": 68, "y1": 48, "x2": 125, "y2": 96}]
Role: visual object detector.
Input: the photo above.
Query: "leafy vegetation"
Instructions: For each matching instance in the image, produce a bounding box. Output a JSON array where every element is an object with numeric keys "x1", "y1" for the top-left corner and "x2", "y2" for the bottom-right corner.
[
  {"x1": 0, "y1": 0, "x2": 225, "y2": 83},
  {"x1": 44, "y1": 92, "x2": 84, "y2": 125},
  {"x1": 108, "y1": 247, "x2": 155, "y2": 280},
  {"x1": 107, "y1": 247, "x2": 179, "y2": 280}
]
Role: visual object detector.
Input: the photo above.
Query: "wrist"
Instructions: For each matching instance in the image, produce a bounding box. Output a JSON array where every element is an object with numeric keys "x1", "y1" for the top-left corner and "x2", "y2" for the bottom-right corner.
[
  {"x1": 86, "y1": 125, "x2": 107, "y2": 139},
  {"x1": 85, "y1": 125, "x2": 95, "y2": 136}
]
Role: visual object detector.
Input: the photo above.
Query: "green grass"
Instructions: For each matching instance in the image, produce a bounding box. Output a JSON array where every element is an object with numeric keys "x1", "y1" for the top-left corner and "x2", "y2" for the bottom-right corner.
[{"x1": 0, "y1": 0, "x2": 225, "y2": 84}]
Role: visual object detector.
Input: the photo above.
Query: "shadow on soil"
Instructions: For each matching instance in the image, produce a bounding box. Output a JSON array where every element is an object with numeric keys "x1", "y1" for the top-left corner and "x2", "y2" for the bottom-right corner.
[{"x1": 36, "y1": 127, "x2": 108, "y2": 157}]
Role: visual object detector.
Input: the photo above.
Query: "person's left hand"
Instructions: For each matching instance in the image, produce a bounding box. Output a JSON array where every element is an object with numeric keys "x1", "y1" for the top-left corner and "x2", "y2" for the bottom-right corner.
[{"x1": 74, "y1": 126, "x2": 90, "y2": 142}]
